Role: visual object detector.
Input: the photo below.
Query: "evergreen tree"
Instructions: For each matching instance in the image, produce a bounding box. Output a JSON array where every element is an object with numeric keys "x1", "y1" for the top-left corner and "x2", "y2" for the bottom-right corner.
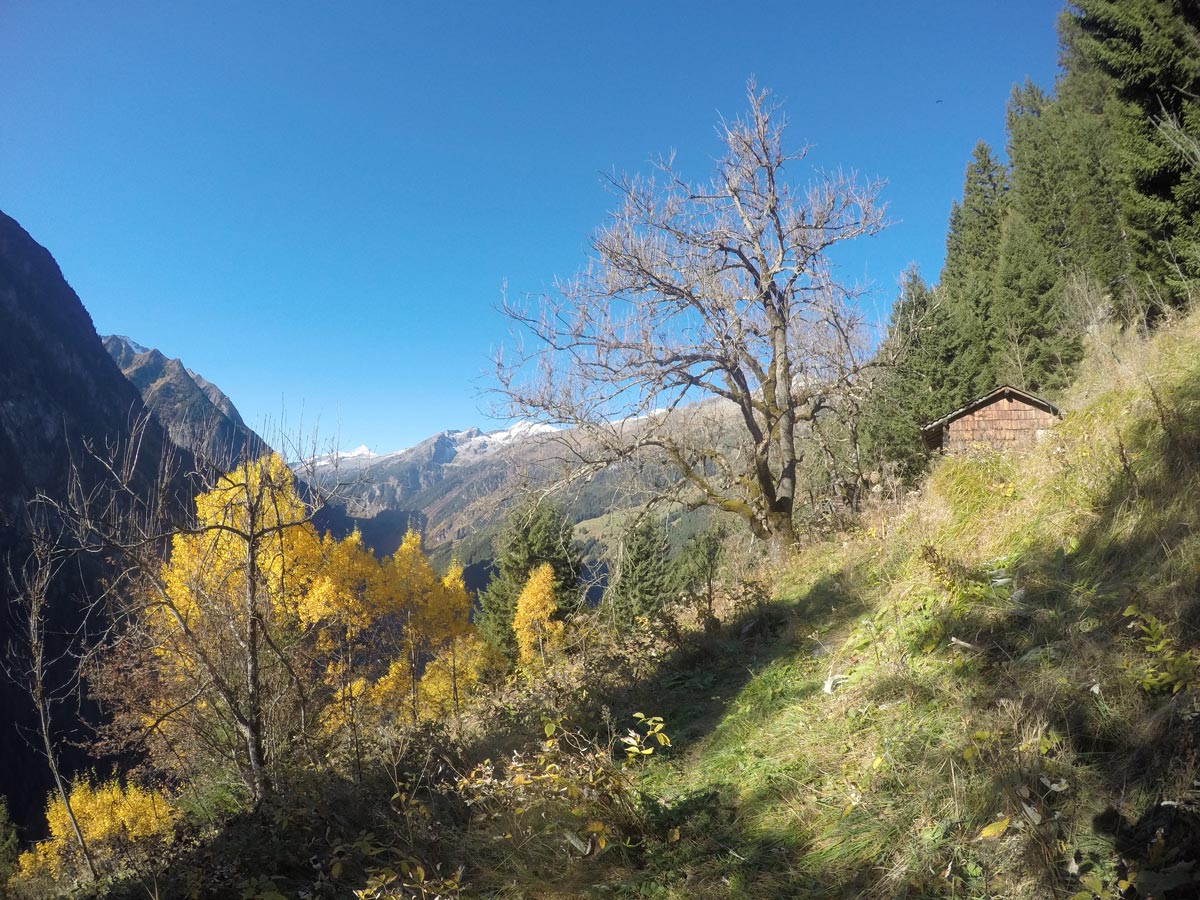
[
  {"x1": 988, "y1": 76, "x2": 1118, "y2": 388},
  {"x1": 605, "y1": 516, "x2": 672, "y2": 623},
  {"x1": 991, "y1": 209, "x2": 1080, "y2": 392},
  {"x1": 476, "y1": 498, "x2": 580, "y2": 661},
  {"x1": 676, "y1": 521, "x2": 725, "y2": 624},
  {"x1": 940, "y1": 142, "x2": 1009, "y2": 400},
  {"x1": 859, "y1": 267, "x2": 952, "y2": 481},
  {"x1": 1039, "y1": 44, "x2": 1133, "y2": 303},
  {"x1": 1069, "y1": 0, "x2": 1200, "y2": 299}
]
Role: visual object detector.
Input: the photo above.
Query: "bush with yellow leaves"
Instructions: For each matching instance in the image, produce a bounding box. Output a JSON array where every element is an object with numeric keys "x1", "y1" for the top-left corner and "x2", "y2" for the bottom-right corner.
[{"x1": 15, "y1": 779, "x2": 176, "y2": 887}]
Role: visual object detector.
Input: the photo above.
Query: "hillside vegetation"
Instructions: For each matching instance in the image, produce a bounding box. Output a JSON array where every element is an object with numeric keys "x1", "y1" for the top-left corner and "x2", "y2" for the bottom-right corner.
[
  {"x1": 6, "y1": 4, "x2": 1200, "y2": 896},
  {"x1": 618, "y1": 312, "x2": 1200, "y2": 899},
  {"x1": 11, "y1": 296, "x2": 1200, "y2": 900},
  {"x1": 460, "y1": 310, "x2": 1200, "y2": 899}
]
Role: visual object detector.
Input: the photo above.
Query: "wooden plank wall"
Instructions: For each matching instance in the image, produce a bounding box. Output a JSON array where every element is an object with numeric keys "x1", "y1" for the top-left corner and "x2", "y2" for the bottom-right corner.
[{"x1": 944, "y1": 397, "x2": 1057, "y2": 453}]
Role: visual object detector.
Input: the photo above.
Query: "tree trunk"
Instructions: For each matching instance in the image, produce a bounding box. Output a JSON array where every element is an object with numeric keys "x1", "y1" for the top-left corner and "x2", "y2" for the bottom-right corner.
[
  {"x1": 243, "y1": 535, "x2": 272, "y2": 806},
  {"x1": 450, "y1": 638, "x2": 461, "y2": 720},
  {"x1": 764, "y1": 510, "x2": 798, "y2": 557},
  {"x1": 242, "y1": 612, "x2": 271, "y2": 805},
  {"x1": 408, "y1": 639, "x2": 420, "y2": 723},
  {"x1": 34, "y1": 655, "x2": 97, "y2": 882},
  {"x1": 19, "y1": 542, "x2": 97, "y2": 880}
]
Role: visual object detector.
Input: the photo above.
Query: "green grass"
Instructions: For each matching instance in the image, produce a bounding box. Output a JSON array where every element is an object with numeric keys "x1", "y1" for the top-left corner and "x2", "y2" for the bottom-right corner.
[
  {"x1": 612, "y1": 313, "x2": 1200, "y2": 900},
  {"x1": 46, "y1": 313, "x2": 1200, "y2": 900}
]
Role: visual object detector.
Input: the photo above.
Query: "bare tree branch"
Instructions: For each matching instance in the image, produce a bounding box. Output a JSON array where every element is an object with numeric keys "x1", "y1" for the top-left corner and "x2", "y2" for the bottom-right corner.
[{"x1": 494, "y1": 82, "x2": 887, "y2": 547}]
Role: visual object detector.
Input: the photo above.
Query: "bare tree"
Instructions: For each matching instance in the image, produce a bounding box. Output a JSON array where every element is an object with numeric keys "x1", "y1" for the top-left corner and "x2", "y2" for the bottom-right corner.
[
  {"x1": 496, "y1": 83, "x2": 887, "y2": 549},
  {"x1": 3, "y1": 522, "x2": 97, "y2": 881},
  {"x1": 41, "y1": 418, "x2": 350, "y2": 808}
]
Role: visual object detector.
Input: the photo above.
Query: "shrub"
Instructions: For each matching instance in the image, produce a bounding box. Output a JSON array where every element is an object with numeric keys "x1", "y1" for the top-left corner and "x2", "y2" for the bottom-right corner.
[{"x1": 16, "y1": 779, "x2": 175, "y2": 887}]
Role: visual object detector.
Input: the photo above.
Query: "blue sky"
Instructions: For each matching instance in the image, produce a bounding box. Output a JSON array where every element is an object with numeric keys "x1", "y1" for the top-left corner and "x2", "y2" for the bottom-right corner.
[{"x1": 1, "y1": 2, "x2": 1062, "y2": 453}]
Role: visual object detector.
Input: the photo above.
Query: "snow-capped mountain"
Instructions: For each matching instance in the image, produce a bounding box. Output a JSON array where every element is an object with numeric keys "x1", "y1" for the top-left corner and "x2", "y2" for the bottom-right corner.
[
  {"x1": 292, "y1": 422, "x2": 567, "y2": 561},
  {"x1": 304, "y1": 422, "x2": 560, "y2": 473},
  {"x1": 455, "y1": 421, "x2": 559, "y2": 456}
]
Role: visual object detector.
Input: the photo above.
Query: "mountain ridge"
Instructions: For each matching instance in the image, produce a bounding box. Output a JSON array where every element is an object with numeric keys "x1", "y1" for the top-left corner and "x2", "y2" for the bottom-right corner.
[{"x1": 102, "y1": 334, "x2": 268, "y2": 468}]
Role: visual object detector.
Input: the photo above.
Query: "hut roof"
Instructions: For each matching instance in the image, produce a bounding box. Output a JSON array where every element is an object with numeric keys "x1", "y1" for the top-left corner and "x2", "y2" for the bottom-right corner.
[{"x1": 920, "y1": 385, "x2": 1061, "y2": 450}]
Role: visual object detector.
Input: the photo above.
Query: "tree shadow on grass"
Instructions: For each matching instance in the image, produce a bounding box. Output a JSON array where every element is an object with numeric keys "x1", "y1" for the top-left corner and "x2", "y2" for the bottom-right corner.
[
  {"x1": 769, "y1": 371, "x2": 1200, "y2": 899},
  {"x1": 78, "y1": 564, "x2": 869, "y2": 900}
]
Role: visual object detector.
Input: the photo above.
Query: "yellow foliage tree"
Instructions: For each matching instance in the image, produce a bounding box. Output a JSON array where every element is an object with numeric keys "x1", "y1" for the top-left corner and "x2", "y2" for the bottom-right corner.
[
  {"x1": 418, "y1": 631, "x2": 491, "y2": 720},
  {"x1": 381, "y1": 530, "x2": 446, "y2": 721},
  {"x1": 124, "y1": 453, "x2": 326, "y2": 804},
  {"x1": 360, "y1": 556, "x2": 490, "y2": 724},
  {"x1": 308, "y1": 535, "x2": 479, "y2": 729},
  {"x1": 301, "y1": 530, "x2": 388, "y2": 773},
  {"x1": 17, "y1": 780, "x2": 175, "y2": 883},
  {"x1": 421, "y1": 562, "x2": 481, "y2": 717},
  {"x1": 104, "y1": 464, "x2": 494, "y2": 797},
  {"x1": 363, "y1": 657, "x2": 414, "y2": 723},
  {"x1": 299, "y1": 529, "x2": 382, "y2": 631},
  {"x1": 513, "y1": 563, "x2": 563, "y2": 667}
]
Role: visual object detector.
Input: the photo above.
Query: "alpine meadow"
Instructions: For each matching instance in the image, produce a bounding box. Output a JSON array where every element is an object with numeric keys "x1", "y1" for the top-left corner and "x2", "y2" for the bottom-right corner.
[{"x1": 3, "y1": 2, "x2": 1200, "y2": 899}]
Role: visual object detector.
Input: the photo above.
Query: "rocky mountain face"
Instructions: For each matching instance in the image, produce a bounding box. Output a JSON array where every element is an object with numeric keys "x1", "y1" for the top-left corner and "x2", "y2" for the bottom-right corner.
[
  {"x1": 0, "y1": 213, "x2": 179, "y2": 530},
  {"x1": 0, "y1": 209, "x2": 186, "y2": 830},
  {"x1": 103, "y1": 334, "x2": 268, "y2": 467}
]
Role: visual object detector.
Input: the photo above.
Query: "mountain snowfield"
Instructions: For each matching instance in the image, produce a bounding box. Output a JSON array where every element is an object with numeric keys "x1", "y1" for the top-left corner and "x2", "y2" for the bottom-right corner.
[{"x1": 302, "y1": 421, "x2": 561, "y2": 471}]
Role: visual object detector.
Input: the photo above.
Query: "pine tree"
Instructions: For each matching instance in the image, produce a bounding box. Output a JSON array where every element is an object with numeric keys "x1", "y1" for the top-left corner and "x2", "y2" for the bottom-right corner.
[
  {"x1": 676, "y1": 521, "x2": 724, "y2": 624},
  {"x1": 1069, "y1": 0, "x2": 1200, "y2": 299},
  {"x1": 988, "y1": 57, "x2": 1141, "y2": 389},
  {"x1": 991, "y1": 209, "x2": 1079, "y2": 392},
  {"x1": 605, "y1": 516, "x2": 672, "y2": 624},
  {"x1": 476, "y1": 498, "x2": 580, "y2": 662},
  {"x1": 1035, "y1": 48, "x2": 1133, "y2": 304},
  {"x1": 940, "y1": 142, "x2": 1010, "y2": 400},
  {"x1": 859, "y1": 267, "x2": 953, "y2": 480}
]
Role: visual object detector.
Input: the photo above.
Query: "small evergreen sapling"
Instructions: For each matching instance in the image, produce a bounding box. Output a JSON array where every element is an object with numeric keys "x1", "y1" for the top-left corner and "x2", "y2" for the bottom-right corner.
[{"x1": 605, "y1": 516, "x2": 673, "y2": 624}]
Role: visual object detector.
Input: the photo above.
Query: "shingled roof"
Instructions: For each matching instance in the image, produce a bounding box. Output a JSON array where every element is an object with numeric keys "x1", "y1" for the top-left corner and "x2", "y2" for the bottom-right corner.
[{"x1": 921, "y1": 385, "x2": 1061, "y2": 452}]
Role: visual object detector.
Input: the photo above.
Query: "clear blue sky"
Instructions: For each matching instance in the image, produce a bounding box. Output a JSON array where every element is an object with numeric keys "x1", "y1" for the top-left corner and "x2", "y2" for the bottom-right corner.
[{"x1": 1, "y1": 2, "x2": 1062, "y2": 453}]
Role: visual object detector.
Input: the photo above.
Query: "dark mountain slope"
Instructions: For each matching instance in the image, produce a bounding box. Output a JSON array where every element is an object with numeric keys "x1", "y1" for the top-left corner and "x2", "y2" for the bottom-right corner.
[
  {"x1": 0, "y1": 210, "x2": 184, "y2": 830},
  {"x1": 0, "y1": 214, "x2": 173, "y2": 526},
  {"x1": 103, "y1": 334, "x2": 268, "y2": 468}
]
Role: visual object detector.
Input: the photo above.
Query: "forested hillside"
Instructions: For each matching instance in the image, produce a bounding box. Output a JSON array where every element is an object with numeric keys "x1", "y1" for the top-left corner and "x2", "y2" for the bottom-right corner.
[{"x1": 861, "y1": 0, "x2": 1200, "y2": 485}]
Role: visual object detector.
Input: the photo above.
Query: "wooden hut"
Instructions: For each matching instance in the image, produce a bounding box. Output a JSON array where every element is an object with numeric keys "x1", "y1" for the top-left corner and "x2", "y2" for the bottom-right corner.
[{"x1": 921, "y1": 385, "x2": 1061, "y2": 454}]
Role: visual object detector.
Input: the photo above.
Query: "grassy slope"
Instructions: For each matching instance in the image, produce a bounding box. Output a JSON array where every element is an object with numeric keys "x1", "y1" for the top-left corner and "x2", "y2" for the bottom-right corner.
[
  {"x1": 623, "y1": 316, "x2": 1200, "y2": 899},
  {"x1": 29, "y1": 316, "x2": 1200, "y2": 900}
]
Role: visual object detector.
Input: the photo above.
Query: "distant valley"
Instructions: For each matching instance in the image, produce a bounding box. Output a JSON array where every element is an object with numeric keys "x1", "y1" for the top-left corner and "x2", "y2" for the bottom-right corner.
[{"x1": 102, "y1": 332, "x2": 614, "y2": 577}]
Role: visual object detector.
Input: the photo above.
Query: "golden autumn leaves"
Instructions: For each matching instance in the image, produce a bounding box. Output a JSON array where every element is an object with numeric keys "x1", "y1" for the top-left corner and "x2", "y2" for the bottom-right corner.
[
  {"x1": 22, "y1": 455, "x2": 580, "y2": 888},
  {"x1": 16, "y1": 781, "x2": 175, "y2": 882},
  {"x1": 112, "y1": 456, "x2": 492, "y2": 804},
  {"x1": 141, "y1": 454, "x2": 573, "y2": 786},
  {"x1": 513, "y1": 563, "x2": 562, "y2": 668}
]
